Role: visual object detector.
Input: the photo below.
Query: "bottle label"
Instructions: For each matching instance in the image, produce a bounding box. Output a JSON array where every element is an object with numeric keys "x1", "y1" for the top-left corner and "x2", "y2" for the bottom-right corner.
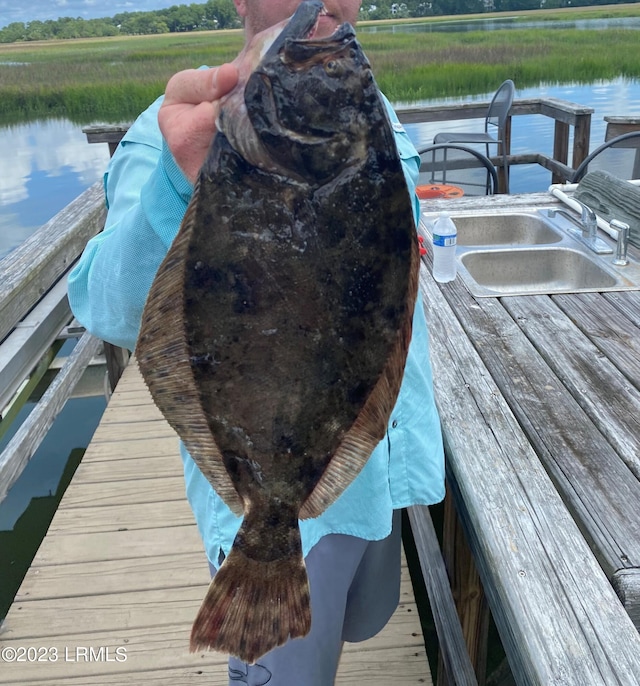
[{"x1": 433, "y1": 234, "x2": 457, "y2": 247}]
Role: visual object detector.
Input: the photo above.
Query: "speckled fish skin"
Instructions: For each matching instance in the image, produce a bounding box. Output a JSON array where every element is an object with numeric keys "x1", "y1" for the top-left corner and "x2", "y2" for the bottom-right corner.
[{"x1": 136, "y1": 0, "x2": 419, "y2": 664}]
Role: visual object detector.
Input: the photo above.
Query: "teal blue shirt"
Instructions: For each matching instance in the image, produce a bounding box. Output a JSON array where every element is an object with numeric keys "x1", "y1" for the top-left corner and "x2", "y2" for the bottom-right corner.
[{"x1": 68, "y1": 91, "x2": 445, "y2": 564}]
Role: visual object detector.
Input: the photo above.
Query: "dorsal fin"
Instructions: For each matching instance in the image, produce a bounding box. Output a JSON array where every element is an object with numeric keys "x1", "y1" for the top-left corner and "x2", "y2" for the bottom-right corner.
[{"x1": 136, "y1": 190, "x2": 244, "y2": 516}]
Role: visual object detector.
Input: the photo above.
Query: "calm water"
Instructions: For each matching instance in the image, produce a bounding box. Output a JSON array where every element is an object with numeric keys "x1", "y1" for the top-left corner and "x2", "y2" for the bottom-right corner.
[{"x1": 360, "y1": 16, "x2": 640, "y2": 33}]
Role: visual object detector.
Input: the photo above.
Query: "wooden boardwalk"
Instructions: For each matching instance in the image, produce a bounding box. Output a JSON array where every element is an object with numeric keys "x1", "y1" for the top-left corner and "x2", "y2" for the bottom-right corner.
[{"x1": 0, "y1": 362, "x2": 432, "y2": 685}]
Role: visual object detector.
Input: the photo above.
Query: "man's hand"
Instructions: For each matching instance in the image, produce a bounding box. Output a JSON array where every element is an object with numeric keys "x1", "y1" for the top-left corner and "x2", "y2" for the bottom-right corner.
[{"x1": 159, "y1": 63, "x2": 239, "y2": 184}]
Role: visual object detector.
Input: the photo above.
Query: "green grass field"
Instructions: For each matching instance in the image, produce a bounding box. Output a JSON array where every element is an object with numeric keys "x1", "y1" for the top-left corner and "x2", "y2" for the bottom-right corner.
[{"x1": 1, "y1": 5, "x2": 640, "y2": 124}]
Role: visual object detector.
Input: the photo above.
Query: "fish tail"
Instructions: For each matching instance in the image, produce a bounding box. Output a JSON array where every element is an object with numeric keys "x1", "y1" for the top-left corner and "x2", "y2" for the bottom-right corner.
[{"x1": 189, "y1": 528, "x2": 311, "y2": 663}]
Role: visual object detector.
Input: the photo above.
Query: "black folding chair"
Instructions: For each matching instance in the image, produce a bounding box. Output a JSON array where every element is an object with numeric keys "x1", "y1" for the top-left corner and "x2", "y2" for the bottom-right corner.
[{"x1": 433, "y1": 80, "x2": 515, "y2": 193}]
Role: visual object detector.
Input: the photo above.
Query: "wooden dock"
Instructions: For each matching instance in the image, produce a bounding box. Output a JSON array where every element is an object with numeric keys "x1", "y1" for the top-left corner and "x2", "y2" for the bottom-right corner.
[
  {"x1": 6, "y1": 108, "x2": 640, "y2": 686},
  {"x1": 0, "y1": 362, "x2": 433, "y2": 685}
]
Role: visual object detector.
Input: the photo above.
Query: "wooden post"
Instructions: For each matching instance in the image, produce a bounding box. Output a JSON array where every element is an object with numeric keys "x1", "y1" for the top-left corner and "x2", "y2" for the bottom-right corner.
[
  {"x1": 572, "y1": 111, "x2": 591, "y2": 170},
  {"x1": 552, "y1": 120, "x2": 570, "y2": 185},
  {"x1": 104, "y1": 343, "x2": 130, "y2": 394},
  {"x1": 80, "y1": 128, "x2": 130, "y2": 387},
  {"x1": 496, "y1": 115, "x2": 513, "y2": 194},
  {"x1": 82, "y1": 125, "x2": 129, "y2": 157},
  {"x1": 407, "y1": 504, "x2": 479, "y2": 686},
  {"x1": 604, "y1": 116, "x2": 640, "y2": 140},
  {"x1": 441, "y1": 486, "x2": 490, "y2": 686}
]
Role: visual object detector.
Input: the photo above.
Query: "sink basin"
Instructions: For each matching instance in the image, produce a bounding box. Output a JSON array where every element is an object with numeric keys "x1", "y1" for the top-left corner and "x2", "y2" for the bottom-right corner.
[
  {"x1": 459, "y1": 247, "x2": 620, "y2": 297},
  {"x1": 454, "y1": 213, "x2": 563, "y2": 246},
  {"x1": 422, "y1": 207, "x2": 640, "y2": 297}
]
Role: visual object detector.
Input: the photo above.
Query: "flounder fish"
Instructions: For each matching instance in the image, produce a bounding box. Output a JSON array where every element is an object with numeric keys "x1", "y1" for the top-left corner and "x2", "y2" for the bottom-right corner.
[{"x1": 136, "y1": 0, "x2": 419, "y2": 664}]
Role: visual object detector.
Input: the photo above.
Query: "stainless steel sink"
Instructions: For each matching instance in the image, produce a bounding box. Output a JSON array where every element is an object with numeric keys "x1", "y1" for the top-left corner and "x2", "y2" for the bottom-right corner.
[
  {"x1": 421, "y1": 207, "x2": 640, "y2": 297},
  {"x1": 454, "y1": 212, "x2": 563, "y2": 246},
  {"x1": 459, "y1": 247, "x2": 620, "y2": 297}
]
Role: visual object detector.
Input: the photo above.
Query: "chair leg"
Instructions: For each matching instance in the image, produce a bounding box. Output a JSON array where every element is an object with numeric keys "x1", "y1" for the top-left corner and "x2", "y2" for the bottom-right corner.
[
  {"x1": 503, "y1": 152, "x2": 510, "y2": 193},
  {"x1": 495, "y1": 141, "x2": 509, "y2": 194},
  {"x1": 484, "y1": 143, "x2": 492, "y2": 194},
  {"x1": 442, "y1": 146, "x2": 448, "y2": 185}
]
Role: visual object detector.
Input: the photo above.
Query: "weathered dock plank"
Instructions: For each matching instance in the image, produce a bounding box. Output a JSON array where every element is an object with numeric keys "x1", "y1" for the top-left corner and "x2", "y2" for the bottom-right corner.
[
  {"x1": 505, "y1": 293, "x2": 640, "y2": 480},
  {"x1": 14, "y1": 552, "x2": 208, "y2": 601},
  {"x1": 0, "y1": 362, "x2": 432, "y2": 685},
  {"x1": 46, "y1": 499, "x2": 196, "y2": 534},
  {"x1": 69, "y1": 453, "x2": 184, "y2": 484},
  {"x1": 57, "y1": 476, "x2": 186, "y2": 508},
  {"x1": 75, "y1": 437, "x2": 180, "y2": 462},
  {"x1": 417, "y1": 254, "x2": 640, "y2": 685},
  {"x1": 33, "y1": 525, "x2": 203, "y2": 567}
]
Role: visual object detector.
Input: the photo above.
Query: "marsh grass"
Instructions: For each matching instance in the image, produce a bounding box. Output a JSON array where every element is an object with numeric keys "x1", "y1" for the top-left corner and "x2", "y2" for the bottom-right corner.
[
  {"x1": 0, "y1": 31, "x2": 245, "y2": 124},
  {"x1": 2, "y1": 7, "x2": 640, "y2": 124},
  {"x1": 371, "y1": 28, "x2": 640, "y2": 102}
]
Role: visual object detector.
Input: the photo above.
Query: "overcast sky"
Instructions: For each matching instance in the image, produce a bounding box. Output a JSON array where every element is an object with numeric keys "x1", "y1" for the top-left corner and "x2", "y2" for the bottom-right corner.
[{"x1": 0, "y1": 0, "x2": 193, "y2": 28}]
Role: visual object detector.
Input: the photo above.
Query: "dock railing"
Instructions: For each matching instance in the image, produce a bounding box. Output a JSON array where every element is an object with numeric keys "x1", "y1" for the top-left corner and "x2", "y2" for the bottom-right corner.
[
  {"x1": 84, "y1": 96, "x2": 593, "y2": 196},
  {"x1": 395, "y1": 96, "x2": 593, "y2": 191},
  {"x1": 0, "y1": 184, "x2": 112, "y2": 505}
]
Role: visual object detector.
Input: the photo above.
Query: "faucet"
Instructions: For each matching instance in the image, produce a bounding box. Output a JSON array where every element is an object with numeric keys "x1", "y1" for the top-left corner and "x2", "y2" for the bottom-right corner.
[
  {"x1": 546, "y1": 199, "x2": 612, "y2": 255},
  {"x1": 610, "y1": 219, "x2": 630, "y2": 266},
  {"x1": 573, "y1": 198, "x2": 597, "y2": 239}
]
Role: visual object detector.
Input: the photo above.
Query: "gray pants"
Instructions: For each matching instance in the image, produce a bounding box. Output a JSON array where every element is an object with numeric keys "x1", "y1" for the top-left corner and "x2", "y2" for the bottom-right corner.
[{"x1": 209, "y1": 510, "x2": 402, "y2": 686}]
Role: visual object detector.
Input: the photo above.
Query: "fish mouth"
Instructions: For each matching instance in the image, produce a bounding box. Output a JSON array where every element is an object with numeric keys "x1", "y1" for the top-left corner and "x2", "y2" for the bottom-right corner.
[
  {"x1": 264, "y1": 2, "x2": 357, "y2": 70},
  {"x1": 305, "y1": 5, "x2": 331, "y2": 40},
  {"x1": 261, "y1": 1, "x2": 344, "y2": 61}
]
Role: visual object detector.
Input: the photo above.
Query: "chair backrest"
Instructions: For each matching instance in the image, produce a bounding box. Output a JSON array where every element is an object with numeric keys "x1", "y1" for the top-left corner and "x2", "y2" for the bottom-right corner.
[
  {"x1": 571, "y1": 130, "x2": 640, "y2": 183},
  {"x1": 417, "y1": 143, "x2": 499, "y2": 196},
  {"x1": 485, "y1": 79, "x2": 515, "y2": 140}
]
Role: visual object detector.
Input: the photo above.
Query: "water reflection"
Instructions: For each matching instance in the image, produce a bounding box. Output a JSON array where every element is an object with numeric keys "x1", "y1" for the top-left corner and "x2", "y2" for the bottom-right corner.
[
  {"x1": 0, "y1": 119, "x2": 110, "y2": 260},
  {"x1": 360, "y1": 16, "x2": 640, "y2": 33}
]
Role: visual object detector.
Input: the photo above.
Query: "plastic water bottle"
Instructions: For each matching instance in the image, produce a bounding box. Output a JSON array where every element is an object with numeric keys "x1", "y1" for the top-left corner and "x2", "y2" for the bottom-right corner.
[{"x1": 431, "y1": 212, "x2": 457, "y2": 283}]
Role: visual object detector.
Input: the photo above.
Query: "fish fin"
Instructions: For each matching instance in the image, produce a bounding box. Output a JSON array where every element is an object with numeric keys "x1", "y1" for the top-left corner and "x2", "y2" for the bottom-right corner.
[
  {"x1": 300, "y1": 234, "x2": 420, "y2": 519},
  {"x1": 189, "y1": 540, "x2": 310, "y2": 663},
  {"x1": 136, "y1": 192, "x2": 244, "y2": 516}
]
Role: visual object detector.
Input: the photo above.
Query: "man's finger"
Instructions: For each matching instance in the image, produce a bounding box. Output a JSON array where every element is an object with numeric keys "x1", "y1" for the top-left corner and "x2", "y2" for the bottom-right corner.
[
  {"x1": 164, "y1": 63, "x2": 239, "y2": 106},
  {"x1": 212, "y1": 63, "x2": 240, "y2": 100}
]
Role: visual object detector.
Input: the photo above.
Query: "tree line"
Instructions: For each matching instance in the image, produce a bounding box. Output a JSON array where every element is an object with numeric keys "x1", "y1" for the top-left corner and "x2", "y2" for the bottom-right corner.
[
  {"x1": 0, "y1": 0, "x2": 239, "y2": 42},
  {"x1": 0, "y1": 0, "x2": 633, "y2": 43}
]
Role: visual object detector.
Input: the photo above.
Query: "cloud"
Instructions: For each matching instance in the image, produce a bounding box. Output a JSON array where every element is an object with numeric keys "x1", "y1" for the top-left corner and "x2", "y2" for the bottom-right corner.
[
  {"x1": 0, "y1": 0, "x2": 200, "y2": 28},
  {"x1": 0, "y1": 119, "x2": 110, "y2": 259}
]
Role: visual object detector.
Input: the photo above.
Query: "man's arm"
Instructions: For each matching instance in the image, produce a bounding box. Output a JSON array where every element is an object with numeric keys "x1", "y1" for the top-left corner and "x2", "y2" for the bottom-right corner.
[{"x1": 67, "y1": 65, "x2": 239, "y2": 351}]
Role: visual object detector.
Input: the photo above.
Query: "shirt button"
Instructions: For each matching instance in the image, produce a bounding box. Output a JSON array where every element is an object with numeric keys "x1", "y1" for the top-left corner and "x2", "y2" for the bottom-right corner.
[{"x1": 391, "y1": 420, "x2": 398, "y2": 428}]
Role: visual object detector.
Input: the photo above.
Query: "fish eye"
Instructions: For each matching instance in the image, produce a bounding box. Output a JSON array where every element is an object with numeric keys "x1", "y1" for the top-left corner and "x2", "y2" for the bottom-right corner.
[{"x1": 324, "y1": 59, "x2": 343, "y2": 76}]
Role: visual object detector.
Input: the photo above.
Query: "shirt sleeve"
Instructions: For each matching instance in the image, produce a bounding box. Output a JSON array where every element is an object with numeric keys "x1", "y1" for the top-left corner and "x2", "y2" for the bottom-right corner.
[
  {"x1": 67, "y1": 95, "x2": 193, "y2": 351},
  {"x1": 380, "y1": 93, "x2": 422, "y2": 227}
]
